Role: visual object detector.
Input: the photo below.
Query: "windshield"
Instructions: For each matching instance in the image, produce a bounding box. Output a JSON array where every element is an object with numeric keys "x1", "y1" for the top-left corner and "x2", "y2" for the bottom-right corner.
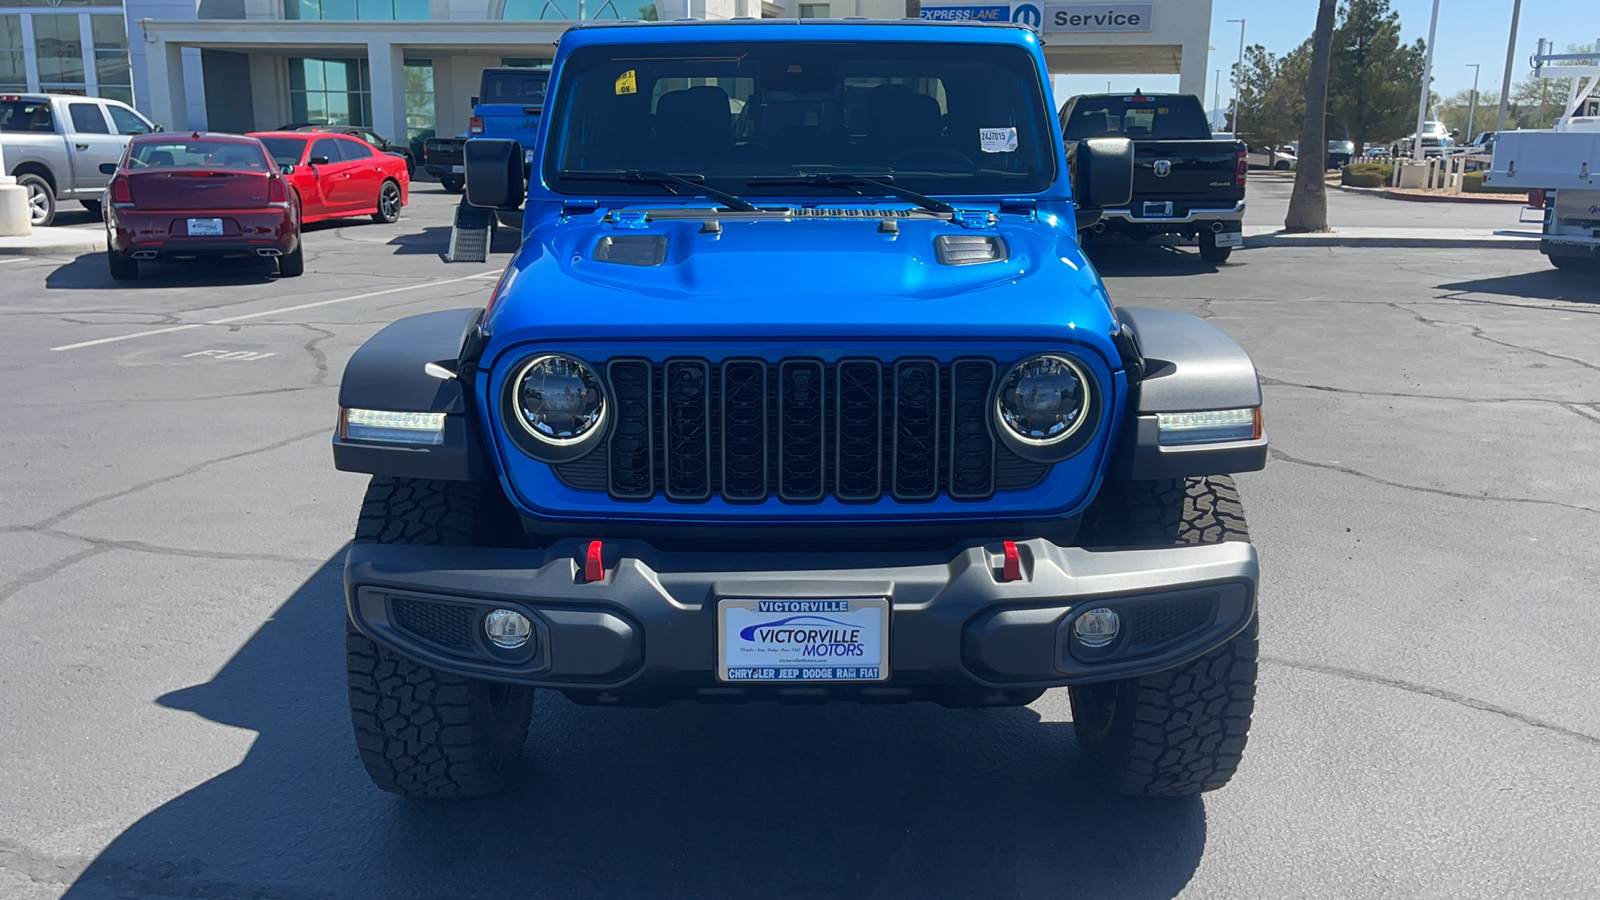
[
  {"x1": 259, "y1": 137, "x2": 309, "y2": 166},
  {"x1": 544, "y1": 40, "x2": 1055, "y2": 198},
  {"x1": 482, "y1": 70, "x2": 549, "y2": 107},
  {"x1": 128, "y1": 139, "x2": 271, "y2": 170},
  {"x1": 1061, "y1": 96, "x2": 1211, "y2": 141}
]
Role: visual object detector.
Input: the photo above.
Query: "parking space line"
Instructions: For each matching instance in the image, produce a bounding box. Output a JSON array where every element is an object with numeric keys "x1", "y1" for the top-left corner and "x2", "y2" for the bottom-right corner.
[{"x1": 50, "y1": 272, "x2": 501, "y2": 352}]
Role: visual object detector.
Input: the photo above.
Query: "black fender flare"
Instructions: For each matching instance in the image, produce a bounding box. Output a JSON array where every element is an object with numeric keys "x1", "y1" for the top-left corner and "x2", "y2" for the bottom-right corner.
[{"x1": 332, "y1": 308, "x2": 490, "y2": 482}]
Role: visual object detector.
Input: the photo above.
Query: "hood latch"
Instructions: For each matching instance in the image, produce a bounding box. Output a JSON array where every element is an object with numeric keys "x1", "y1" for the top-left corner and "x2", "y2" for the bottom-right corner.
[{"x1": 951, "y1": 208, "x2": 996, "y2": 229}]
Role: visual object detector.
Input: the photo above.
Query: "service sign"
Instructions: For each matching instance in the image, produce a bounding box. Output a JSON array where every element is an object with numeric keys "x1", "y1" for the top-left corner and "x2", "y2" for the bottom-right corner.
[
  {"x1": 718, "y1": 598, "x2": 889, "y2": 682},
  {"x1": 1038, "y1": 2, "x2": 1153, "y2": 32}
]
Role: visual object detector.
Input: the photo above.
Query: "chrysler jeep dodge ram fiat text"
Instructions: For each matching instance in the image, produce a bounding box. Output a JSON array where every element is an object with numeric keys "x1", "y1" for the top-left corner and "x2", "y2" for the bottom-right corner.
[{"x1": 332, "y1": 20, "x2": 1269, "y2": 800}]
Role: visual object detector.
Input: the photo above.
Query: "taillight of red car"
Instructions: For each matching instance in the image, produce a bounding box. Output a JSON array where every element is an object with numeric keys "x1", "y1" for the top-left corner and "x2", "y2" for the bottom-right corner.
[
  {"x1": 1235, "y1": 149, "x2": 1249, "y2": 186},
  {"x1": 111, "y1": 175, "x2": 134, "y2": 207},
  {"x1": 469, "y1": 116, "x2": 484, "y2": 135},
  {"x1": 268, "y1": 176, "x2": 288, "y2": 206}
]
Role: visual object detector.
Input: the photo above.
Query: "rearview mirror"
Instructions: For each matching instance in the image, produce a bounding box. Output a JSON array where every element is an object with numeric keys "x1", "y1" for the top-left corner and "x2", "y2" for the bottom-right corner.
[
  {"x1": 1070, "y1": 137, "x2": 1134, "y2": 221},
  {"x1": 308, "y1": 156, "x2": 330, "y2": 165},
  {"x1": 99, "y1": 162, "x2": 118, "y2": 175},
  {"x1": 465, "y1": 138, "x2": 526, "y2": 210}
]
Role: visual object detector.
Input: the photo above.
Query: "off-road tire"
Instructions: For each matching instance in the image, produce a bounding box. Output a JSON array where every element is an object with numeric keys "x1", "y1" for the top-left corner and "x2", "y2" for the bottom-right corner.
[
  {"x1": 1070, "y1": 476, "x2": 1257, "y2": 796},
  {"x1": 440, "y1": 174, "x2": 465, "y2": 193},
  {"x1": 1198, "y1": 229, "x2": 1234, "y2": 264},
  {"x1": 346, "y1": 477, "x2": 533, "y2": 798},
  {"x1": 277, "y1": 243, "x2": 304, "y2": 277},
  {"x1": 107, "y1": 249, "x2": 138, "y2": 281}
]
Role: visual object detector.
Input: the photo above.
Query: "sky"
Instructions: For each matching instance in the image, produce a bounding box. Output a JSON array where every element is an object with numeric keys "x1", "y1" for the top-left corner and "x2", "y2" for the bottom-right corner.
[{"x1": 1052, "y1": 0, "x2": 1579, "y2": 109}]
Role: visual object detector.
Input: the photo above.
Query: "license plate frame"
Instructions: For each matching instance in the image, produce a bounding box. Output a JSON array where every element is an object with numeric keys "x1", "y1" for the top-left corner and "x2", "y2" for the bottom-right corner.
[
  {"x1": 717, "y1": 597, "x2": 890, "y2": 683},
  {"x1": 186, "y1": 217, "x2": 224, "y2": 236},
  {"x1": 450, "y1": 164, "x2": 464, "y2": 174},
  {"x1": 1141, "y1": 200, "x2": 1174, "y2": 218},
  {"x1": 1214, "y1": 230, "x2": 1243, "y2": 248}
]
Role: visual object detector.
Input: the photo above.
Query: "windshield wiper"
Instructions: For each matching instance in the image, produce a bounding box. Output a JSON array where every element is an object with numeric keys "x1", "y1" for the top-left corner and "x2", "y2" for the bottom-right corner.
[
  {"x1": 558, "y1": 169, "x2": 758, "y2": 212},
  {"x1": 745, "y1": 173, "x2": 955, "y2": 215}
]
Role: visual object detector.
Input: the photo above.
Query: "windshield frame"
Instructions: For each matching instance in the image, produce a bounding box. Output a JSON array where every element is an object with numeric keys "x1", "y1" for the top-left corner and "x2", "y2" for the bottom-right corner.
[{"x1": 538, "y1": 37, "x2": 1059, "y2": 201}]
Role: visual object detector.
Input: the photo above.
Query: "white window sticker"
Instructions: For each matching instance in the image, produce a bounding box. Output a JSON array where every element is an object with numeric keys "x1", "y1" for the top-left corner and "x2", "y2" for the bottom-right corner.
[{"x1": 979, "y1": 127, "x2": 1018, "y2": 153}]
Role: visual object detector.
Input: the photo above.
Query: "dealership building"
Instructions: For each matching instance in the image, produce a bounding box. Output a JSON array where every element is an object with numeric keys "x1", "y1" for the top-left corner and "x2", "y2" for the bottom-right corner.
[{"x1": 3, "y1": 0, "x2": 1209, "y2": 148}]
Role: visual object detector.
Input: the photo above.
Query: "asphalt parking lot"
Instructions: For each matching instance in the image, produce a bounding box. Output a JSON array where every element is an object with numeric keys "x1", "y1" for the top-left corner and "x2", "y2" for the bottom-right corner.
[{"x1": 2, "y1": 184, "x2": 1598, "y2": 899}]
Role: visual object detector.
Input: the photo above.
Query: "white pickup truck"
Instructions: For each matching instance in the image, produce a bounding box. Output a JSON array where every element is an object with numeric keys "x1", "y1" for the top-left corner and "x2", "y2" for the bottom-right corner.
[{"x1": 1, "y1": 93, "x2": 157, "y2": 226}]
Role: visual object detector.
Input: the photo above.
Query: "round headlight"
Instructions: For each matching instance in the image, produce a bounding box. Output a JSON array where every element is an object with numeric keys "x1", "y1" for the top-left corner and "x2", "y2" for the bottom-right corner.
[
  {"x1": 996, "y1": 355, "x2": 1091, "y2": 445},
  {"x1": 511, "y1": 354, "x2": 605, "y2": 444}
]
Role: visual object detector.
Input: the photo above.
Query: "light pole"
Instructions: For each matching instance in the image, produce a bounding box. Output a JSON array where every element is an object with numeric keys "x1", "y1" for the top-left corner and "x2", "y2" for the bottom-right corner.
[
  {"x1": 1227, "y1": 18, "x2": 1246, "y2": 136},
  {"x1": 1465, "y1": 62, "x2": 1481, "y2": 142},
  {"x1": 1412, "y1": 0, "x2": 1440, "y2": 163},
  {"x1": 1496, "y1": 0, "x2": 1522, "y2": 132},
  {"x1": 1214, "y1": 68, "x2": 1222, "y2": 132}
]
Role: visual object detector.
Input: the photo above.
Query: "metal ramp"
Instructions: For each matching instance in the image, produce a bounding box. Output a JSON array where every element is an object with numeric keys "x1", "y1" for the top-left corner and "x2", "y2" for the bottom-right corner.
[{"x1": 447, "y1": 200, "x2": 493, "y2": 263}]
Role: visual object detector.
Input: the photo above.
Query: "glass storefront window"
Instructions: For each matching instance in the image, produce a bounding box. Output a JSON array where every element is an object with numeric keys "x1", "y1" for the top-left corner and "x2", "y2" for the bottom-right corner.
[
  {"x1": 286, "y1": 0, "x2": 428, "y2": 19},
  {"x1": 403, "y1": 59, "x2": 434, "y2": 149},
  {"x1": 1, "y1": 4, "x2": 131, "y2": 104},
  {"x1": 500, "y1": 0, "x2": 624, "y2": 19},
  {"x1": 290, "y1": 57, "x2": 372, "y2": 127},
  {"x1": 34, "y1": 14, "x2": 84, "y2": 85},
  {"x1": 1, "y1": 15, "x2": 24, "y2": 91}
]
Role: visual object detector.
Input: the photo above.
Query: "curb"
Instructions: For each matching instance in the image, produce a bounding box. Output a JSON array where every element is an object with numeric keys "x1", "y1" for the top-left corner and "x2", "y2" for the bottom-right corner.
[
  {"x1": 1243, "y1": 232, "x2": 1537, "y2": 250},
  {"x1": 1328, "y1": 182, "x2": 1526, "y2": 204},
  {"x1": 0, "y1": 236, "x2": 105, "y2": 257}
]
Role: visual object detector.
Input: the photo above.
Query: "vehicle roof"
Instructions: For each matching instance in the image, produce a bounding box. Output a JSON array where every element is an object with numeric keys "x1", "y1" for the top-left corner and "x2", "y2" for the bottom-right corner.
[
  {"x1": 248, "y1": 130, "x2": 350, "y2": 138},
  {"x1": 0, "y1": 92, "x2": 126, "y2": 102},
  {"x1": 130, "y1": 131, "x2": 263, "y2": 143},
  {"x1": 558, "y1": 18, "x2": 1041, "y2": 48}
]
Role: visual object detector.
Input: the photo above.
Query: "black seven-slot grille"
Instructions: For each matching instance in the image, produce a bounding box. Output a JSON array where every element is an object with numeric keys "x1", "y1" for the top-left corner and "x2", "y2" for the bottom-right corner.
[{"x1": 553, "y1": 357, "x2": 1053, "y2": 503}]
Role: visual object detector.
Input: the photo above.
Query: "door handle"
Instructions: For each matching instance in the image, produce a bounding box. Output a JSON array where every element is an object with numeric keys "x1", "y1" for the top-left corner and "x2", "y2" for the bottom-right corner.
[{"x1": 75, "y1": 143, "x2": 89, "y2": 150}]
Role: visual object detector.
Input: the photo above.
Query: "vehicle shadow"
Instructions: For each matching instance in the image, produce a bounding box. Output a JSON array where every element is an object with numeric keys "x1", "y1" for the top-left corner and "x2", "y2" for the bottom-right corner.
[
  {"x1": 1438, "y1": 268, "x2": 1600, "y2": 304},
  {"x1": 1083, "y1": 241, "x2": 1227, "y2": 276},
  {"x1": 61, "y1": 555, "x2": 1207, "y2": 900},
  {"x1": 42, "y1": 252, "x2": 279, "y2": 290}
]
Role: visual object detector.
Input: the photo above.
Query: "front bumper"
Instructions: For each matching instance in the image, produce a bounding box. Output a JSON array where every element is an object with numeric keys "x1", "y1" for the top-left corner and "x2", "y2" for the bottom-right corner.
[{"x1": 346, "y1": 537, "x2": 1257, "y2": 705}]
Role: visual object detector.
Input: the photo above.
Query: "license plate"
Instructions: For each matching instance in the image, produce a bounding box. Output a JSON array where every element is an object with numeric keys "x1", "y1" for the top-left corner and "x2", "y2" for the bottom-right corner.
[
  {"x1": 187, "y1": 218, "x2": 223, "y2": 236},
  {"x1": 450, "y1": 165, "x2": 464, "y2": 174},
  {"x1": 718, "y1": 598, "x2": 889, "y2": 682},
  {"x1": 523, "y1": 149, "x2": 536, "y2": 164},
  {"x1": 1142, "y1": 201, "x2": 1173, "y2": 217},
  {"x1": 1214, "y1": 230, "x2": 1243, "y2": 248}
]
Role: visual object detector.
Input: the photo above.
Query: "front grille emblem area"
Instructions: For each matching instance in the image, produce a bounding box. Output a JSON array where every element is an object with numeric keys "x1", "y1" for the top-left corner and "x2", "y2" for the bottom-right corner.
[{"x1": 1153, "y1": 159, "x2": 1173, "y2": 178}]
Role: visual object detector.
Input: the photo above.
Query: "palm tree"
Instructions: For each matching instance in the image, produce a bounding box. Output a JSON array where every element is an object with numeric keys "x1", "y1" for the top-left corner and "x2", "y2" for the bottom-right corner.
[{"x1": 1285, "y1": 0, "x2": 1338, "y2": 232}]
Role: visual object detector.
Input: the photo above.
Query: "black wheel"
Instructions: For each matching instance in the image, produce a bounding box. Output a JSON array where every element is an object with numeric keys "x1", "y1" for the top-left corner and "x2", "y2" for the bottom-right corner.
[
  {"x1": 81, "y1": 198, "x2": 102, "y2": 217},
  {"x1": 346, "y1": 477, "x2": 533, "y2": 798},
  {"x1": 373, "y1": 179, "x2": 402, "y2": 224},
  {"x1": 1070, "y1": 476, "x2": 1258, "y2": 796},
  {"x1": 277, "y1": 242, "x2": 304, "y2": 277},
  {"x1": 440, "y1": 175, "x2": 465, "y2": 193},
  {"x1": 1549, "y1": 254, "x2": 1600, "y2": 273},
  {"x1": 1273, "y1": 160, "x2": 1290, "y2": 170},
  {"x1": 1198, "y1": 229, "x2": 1234, "y2": 264},
  {"x1": 107, "y1": 248, "x2": 138, "y2": 280},
  {"x1": 17, "y1": 173, "x2": 55, "y2": 227}
]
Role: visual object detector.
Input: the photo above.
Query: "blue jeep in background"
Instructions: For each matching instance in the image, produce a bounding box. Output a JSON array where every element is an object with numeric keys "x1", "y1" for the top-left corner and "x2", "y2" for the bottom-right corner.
[
  {"x1": 333, "y1": 19, "x2": 1269, "y2": 800},
  {"x1": 421, "y1": 67, "x2": 548, "y2": 191}
]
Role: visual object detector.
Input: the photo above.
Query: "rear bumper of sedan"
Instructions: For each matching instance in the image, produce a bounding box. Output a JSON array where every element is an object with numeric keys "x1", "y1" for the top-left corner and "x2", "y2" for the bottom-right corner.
[{"x1": 109, "y1": 208, "x2": 298, "y2": 257}]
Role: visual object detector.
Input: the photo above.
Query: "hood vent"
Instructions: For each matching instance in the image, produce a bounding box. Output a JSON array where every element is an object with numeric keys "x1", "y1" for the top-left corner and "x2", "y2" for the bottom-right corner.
[
  {"x1": 935, "y1": 234, "x2": 1009, "y2": 266},
  {"x1": 594, "y1": 234, "x2": 667, "y2": 267}
]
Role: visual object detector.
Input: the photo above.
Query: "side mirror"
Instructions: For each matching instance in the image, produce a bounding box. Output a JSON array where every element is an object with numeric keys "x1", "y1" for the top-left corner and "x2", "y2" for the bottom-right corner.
[
  {"x1": 308, "y1": 156, "x2": 330, "y2": 165},
  {"x1": 153, "y1": 124, "x2": 164, "y2": 132},
  {"x1": 99, "y1": 162, "x2": 118, "y2": 175},
  {"x1": 1072, "y1": 136, "x2": 1134, "y2": 211},
  {"x1": 465, "y1": 138, "x2": 525, "y2": 210},
  {"x1": 279, "y1": 163, "x2": 295, "y2": 175}
]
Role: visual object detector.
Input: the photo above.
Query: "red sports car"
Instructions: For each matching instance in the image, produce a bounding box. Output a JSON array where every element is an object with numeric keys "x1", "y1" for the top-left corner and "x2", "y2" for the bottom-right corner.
[
  {"x1": 251, "y1": 130, "x2": 409, "y2": 226},
  {"x1": 103, "y1": 133, "x2": 302, "y2": 281}
]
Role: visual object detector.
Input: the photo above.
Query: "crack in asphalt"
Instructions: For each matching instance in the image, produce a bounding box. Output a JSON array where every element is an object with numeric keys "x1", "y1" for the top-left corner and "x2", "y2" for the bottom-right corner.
[
  {"x1": 1263, "y1": 656, "x2": 1600, "y2": 749},
  {"x1": 299, "y1": 324, "x2": 334, "y2": 386},
  {"x1": 32, "y1": 428, "x2": 327, "y2": 531},
  {"x1": 1392, "y1": 302, "x2": 1600, "y2": 373},
  {"x1": 1563, "y1": 403, "x2": 1600, "y2": 426},
  {"x1": 0, "y1": 545, "x2": 111, "y2": 605},
  {"x1": 1259, "y1": 375, "x2": 1600, "y2": 406},
  {"x1": 1267, "y1": 448, "x2": 1600, "y2": 516}
]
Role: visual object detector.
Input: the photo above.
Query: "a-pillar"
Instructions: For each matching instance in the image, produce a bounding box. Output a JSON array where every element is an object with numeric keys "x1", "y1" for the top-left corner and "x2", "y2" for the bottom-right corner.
[
  {"x1": 367, "y1": 40, "x2": 408, "y2": 145},
  {"x1": 144, "y1": 39, "x2": 189, "y2": 132}
]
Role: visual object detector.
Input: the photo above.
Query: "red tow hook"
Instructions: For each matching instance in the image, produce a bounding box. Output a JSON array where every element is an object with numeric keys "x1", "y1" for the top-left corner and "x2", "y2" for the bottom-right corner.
[
  {"x1": 582, "y1": 540, "x2": 604, "y2": 583},
  {"x1": 1001, "y1": 540, "x2": 1023, "y2": 583}
]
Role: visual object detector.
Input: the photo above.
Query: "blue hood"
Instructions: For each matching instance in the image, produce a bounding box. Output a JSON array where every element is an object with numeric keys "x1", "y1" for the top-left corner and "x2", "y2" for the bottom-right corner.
[{"x1": 482, "y1": 204, "x2": 1119, "y2": 365}]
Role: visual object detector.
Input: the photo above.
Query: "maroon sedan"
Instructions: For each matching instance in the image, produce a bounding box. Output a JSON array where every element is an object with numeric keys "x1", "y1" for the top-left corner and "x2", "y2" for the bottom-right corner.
[{"x1": 103, "y1": 133, "x2": 302, "y2": 280}]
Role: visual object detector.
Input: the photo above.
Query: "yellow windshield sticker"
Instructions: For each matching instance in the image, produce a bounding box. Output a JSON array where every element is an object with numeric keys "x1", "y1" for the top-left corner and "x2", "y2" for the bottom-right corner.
[{"x1": 615, "y1": 70, "x2": 637, "y2": 96}]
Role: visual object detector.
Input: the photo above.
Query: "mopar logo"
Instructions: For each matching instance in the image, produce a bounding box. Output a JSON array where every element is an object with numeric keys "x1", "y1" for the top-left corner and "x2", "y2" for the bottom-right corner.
[{"x1": 1153, "y1": 159, "x2": 1172, "y2": 177}]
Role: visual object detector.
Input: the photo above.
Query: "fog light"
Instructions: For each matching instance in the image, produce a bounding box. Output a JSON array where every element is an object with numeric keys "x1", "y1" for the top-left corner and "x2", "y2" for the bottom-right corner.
[
  {"x1": 484, "y1": 609, "x2": 533, "y2": 650},
  {"x1": 1072, "y1": 608, "x2": 1121, "y2": 648}
]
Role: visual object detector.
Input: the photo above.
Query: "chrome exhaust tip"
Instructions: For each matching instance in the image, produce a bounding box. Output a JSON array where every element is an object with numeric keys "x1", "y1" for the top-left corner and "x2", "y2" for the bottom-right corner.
[
  {"x1": 256, "y1": 248, "x2": 282, "y2": 257},
  {"x1": 1209, "y1": 221, "x2": 1226, "y2": 233},
  {"x1": 130, "y1": 250, "x2": 157, "y2": 259},
  {"x1": 1091, "y1": 222, "x2": 1106, "y2": 234}
]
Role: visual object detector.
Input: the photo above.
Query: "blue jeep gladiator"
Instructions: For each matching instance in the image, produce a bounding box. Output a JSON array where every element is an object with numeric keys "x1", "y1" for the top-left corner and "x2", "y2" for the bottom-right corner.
[{"x1": 333, "y1": 19, "x2": 1268, "y2": 799}]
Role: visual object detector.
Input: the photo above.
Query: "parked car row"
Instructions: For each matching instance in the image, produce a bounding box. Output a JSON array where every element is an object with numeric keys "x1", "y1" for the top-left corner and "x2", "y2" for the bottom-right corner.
[{"x1": 101, "y1": 128, "x2": 409, "y2": 280}]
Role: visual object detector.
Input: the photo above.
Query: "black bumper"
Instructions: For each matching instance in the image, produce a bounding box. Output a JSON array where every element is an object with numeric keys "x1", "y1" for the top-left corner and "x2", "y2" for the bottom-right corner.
[{"x1": 346, "y1": 538, "x2": 1258, "y2": 705}]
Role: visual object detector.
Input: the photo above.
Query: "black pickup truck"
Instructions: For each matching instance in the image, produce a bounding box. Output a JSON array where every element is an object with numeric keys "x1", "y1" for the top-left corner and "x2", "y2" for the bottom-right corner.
[
  {"x1": 422, "y1": 134, "x2": 467, "y2": 192},
  {"x1": 1059, "y1": 92, "x2": 1247, "y2": 263}
]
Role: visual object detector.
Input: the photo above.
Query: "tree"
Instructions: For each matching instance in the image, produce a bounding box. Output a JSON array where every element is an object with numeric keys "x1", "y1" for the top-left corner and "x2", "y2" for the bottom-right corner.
[
  {"x1": 1285, "y1": 0, "x2": 1338, "y2": 232},
  {"x1": 1435, "y1": 88, "x2": 1499, "y2": 140},
  {"x1": 1327, "y1": 0, "x2": 1427, "y2": 153},
  {"x1": 1233, "y1": 41, "x2": 1312, "y2": 148},
  {"x1": 637, "y1": 2, "x2": 658, "y2": 18}
]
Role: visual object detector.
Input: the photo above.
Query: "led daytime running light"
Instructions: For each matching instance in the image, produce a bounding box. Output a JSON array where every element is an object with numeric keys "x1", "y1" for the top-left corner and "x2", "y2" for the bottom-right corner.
[
  {"x1": 1155, "y1": 408, "x2": 1259, "y2": 446},
  {"x1": 343, "y1": 408, "x2": 446, "y2": 445}
]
